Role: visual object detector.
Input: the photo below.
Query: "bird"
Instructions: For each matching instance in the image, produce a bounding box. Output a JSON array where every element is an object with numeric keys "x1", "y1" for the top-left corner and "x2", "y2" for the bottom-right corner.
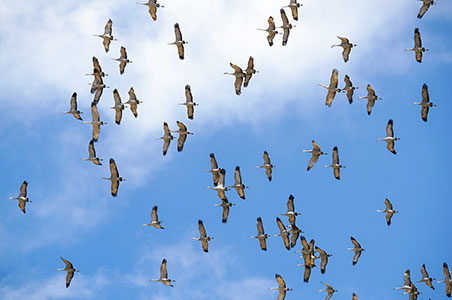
[
  {"x1": 149, "y1": 258, "x2": 175, "y2": 287},
  {"x1": 89, "y1": 69, "x2": 109, "y2": 104},
  {"x1": 86, "y1": 56, "x2": 107, "y2": 77},
  {"x1": 417, "y1": 0, "x2": 434, "y2": 19},
  {"x1": 352, "y1": 293, "x2": 358, "y2": 300},
  {"x1": 347, "y1": 236, "x2": 365, "y2": 265},
  {"x1": 101, "y1": 158, "x2": 125, "y2": 197},
  {"x1": 404, "y1": 282, "x2": 421, "y2": 300},
  {"x1": 342, "y1": 75, "x2": 359, "y2": 104},
  {"x1": 437, "y1": 262, "x2": 452, "y2": 298},
  {"x1": 331, "y1": 36, "x2": 357, "y2": 63},
  {"x1": 279, "y1": 194, "x2": 300, "y2": 226},
  {"x1": 318, "y1": 69, "x2": 340, "y2": 107},
  {"x1": 315, "y1": 246, "x2": 332, "y2": 274},
  {"x1": 136, "y1": 0, "x2": 163, "y2": 21},
  {"x1": 112, "y1": 46, "x2": 132, "y2": 75},
  {"x1": 279, "y1": 9, "x2": 295, "y2": 46},
  {"x1": 244, "y1": 56, "x2": 258, "y2": 88},
  {"x1": 394, "y1": 269, "x2": 415, "y2": 293},
  {"x1": 256, "y1": 151, "x2": 275, "y2": 181},
  {"x1": 214, "y1": 196, "x2": 235, "y2": 223},
  {"x1": 303, "y1": 140, "x2": 328, "y2": 171},
  {"x1": 405, "y1": 28, "x2": 429, "y2": 63},
  {"x1": 226, "y1": 166, "x2": 248, "y2": 199},
  {"x1": 204, "y1": 153, "x2": 220, "y2": 187},
  {"x1": 93, "y1": 19, "x2": 116, "y2": 52},
  {"x1": 81, "y1": 139, "x2": 102, "y2": 165},
  {"x1": 324, "y1": 146, "x2": 345, "y2": 180},
  {"x1": 416, "y1": 264, "x2": 435, "y2": 290},
  {"x1": 273, "y1": 217, "x2": 291, "y2": 251},
  {"x1": 269, "y1": 274, "x2": 293, "y2": 300},
  {"x1": 257, "y1": 16, "x2": 280, "y2": 46},
  {"x1": 250, "y1": 217, "x2": 269, "y2": 251},
  {"x1": 377, "y1": 198, "x2": 398, "y2": 225},
  {"x1": 177, "y1": 84, "x2": 198, "y2": 120},
  {"x1": 124, "y1": 87, "x2": 142, "y2": 118},
  {"x1": 413, "y1": 83, "x2": 436, "y2": 122},
  {"x1": 192, "y1": 220, "x2": 213, "y2": 252},
  {"x1": 61, "y1": 92, "x2": 83, "y2": 120},
  {"x1": 84, "y1": 102, "x2": 107, "y2": 142},
  {"x1": 156, "y1": 122, "x2": 173, "y2": 156},
  {"x1": 142, "y1": 206, "x2": 164, "y2": 229},
  {"x1": 170, "y1": 121, "x2": 193, "y2": 152},
  {"x1": 168, "y1": 23, "x2": 187, "y2": 60},
  {"x1": 207, "y1": 168, "x2": 228, "y2": 200},
  {"x1": 56, "y1": 257, "x2": 79, "y2": 288},
  {"x1": 358, "y1": 84, "x2": 382, "y2": 115},
  {"x1": 111, "y1": 89, "x2": 125, "y2": 125},
  {"x1": 377, "y1": 119, "x2": 400, "y2": 155},
  {"x1": 9, "y1": 181, "x2": 31, "y2": 213},
  {"x1": 282, "y1": 0, "x2": 302, "y2": 21},
  {"x1": 296, "y1": 236, "x2": 316, "y2": 282},
  {"x1": 319, "y1": 282, "x2": 337, "y2": 300},
  {"x1": 224, "y1": 62, "x2": 245, "y2": 96}
]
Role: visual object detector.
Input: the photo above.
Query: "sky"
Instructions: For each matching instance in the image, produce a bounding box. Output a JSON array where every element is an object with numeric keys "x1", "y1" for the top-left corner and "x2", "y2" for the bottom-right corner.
[{"x1": 1, "y1": 0, "x2": 451, "y2": 299}]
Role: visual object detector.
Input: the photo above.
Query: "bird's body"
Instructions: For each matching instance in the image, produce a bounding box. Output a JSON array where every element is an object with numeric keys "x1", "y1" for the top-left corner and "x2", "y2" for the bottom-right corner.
[
  {"x1": 93, "y1": 19, "x2": 116, "y2": 52},
  {"x1": 358, "y1": 84, "x2": 382, "y2": 115},
  {"x1": 376, "y1": 198, "x2": 398, "y2": 225},
  {"x1": 84, "y1": 102, "x2": 107, "y2": 142},
  {"x1": 303, "y1": 140, "x2": 327, "y2": 171},
  {"x1": 62, "y1": 92, "x2": 83, "y2": 120},
  {"x1": 256, "y1": 151, "x2": 274, "y2": 181},
  {"x1": 394, "y1": 269, "x2": 415, "y2": 293},
  {"x1": 437, "y1": 262, "x2": 452, "y2": 298},
  {"x1": 405, "y1": 28, "x2": 428, "y2": 63},
  {"x1": 111, "y1": 89, "x2": 125, "y2": 125},
  {"x1": 342, "y1": 75, "x2": 358, "y2": 104},
  {"x1": 124, "y1": 87, "x2": 142, "y2": 118},
  {"x1": 416, "y1": 264, "x2": 435, "y2": 290},
  {"x1": 413, "y1": 83, "x2": 435, "y2": 122},
  {"x1": 250, "y1": 217, "x2": 269, "y2": 251},
  {"x1": 319, "y1": 69, "x2": 340, "y2": 107},
  {"x1": 89, "y1": 69, "x2": 109, "y2": 104},
  {"x1": 136, "y1": 0, "x2": 163, "y2": 21},
  {"x1": 282, "y1": 0, "x2": 302, "y2": 21},
  {"x1": 273, "y1": 217, "x2": 291, "y2": 250},
  {"x1": 113, "y1": 46, "x2": 132, "y2": 75},
  {"x1": 318, "y1": 281, "x2": 337, "y2": 300},
  {"x1": 279, "y1": 9, "x2": 295, "y2": 46},
  {"x1": 156, "y1": 122, "x2": 173, "y2": 156},
  {"x1": 56, "y1": 257, "x2": 79, "y2": 288},
  {"x1": 143, "y1": 206, "x2": 164, "y2": 229},
  {"x1": 279, "y1": 194, "x2": 300, "y2": 226},
  {"x1": 377, "y1": 119, "x2": 399, "y2": 155},
  {"x1": 269, "y1": 274, "x2": 293, "y2": 300},
  {"x1": 214, "y1": 196, "x2": 234, "y2": 223},
  {"x1": 170, "y1": 121, "x2": 193, "y2": 152},
  {"x1": 101, "y1": 158, "x2": 125, "y2": 197},
  {"x1": 324, "y1": 146, "x2": 345, "y2": 180},
  {"x1": 257, "y1": 16, "x2": 280, "y2": 46},
  {"x1": 9, "y1": 181, "x2": 31, "y2": 213},
  {"x1": 244, "y1": 56, "x2": 258, "y2": 88},
  {"x1": 192, "y1": 220, "x2": 213, "y2": 252},
  {"x1": 347, "y1": 236, "x2": 365, "y2": 265},
  {"x1": 149, "y1": 259, "x2": 175, "y2": 287},
  {"x1": 207, "y1": 168, "x2": 228, "y2": 200},
  {"x1": 81, "y1": 139, "x2": 102, "y2": 165},
  {"x1": 417, "y1": 0, "x2": 434, "y2": 19},
  {"x1": 331, "y1": 36, "x2": 356, "y2": 63},
  {"x1": 178, "y1": 84, "x2": 198, "y2": 120},
  {"x1": 168, "y1": 23, "x2": 187, "y2": 59},
  {"x1": 224, "y1": 62, "x2": 245, "y2": 95},
  {"x1": 227, "y1": 166, "x2": 248, "y2": 199}
]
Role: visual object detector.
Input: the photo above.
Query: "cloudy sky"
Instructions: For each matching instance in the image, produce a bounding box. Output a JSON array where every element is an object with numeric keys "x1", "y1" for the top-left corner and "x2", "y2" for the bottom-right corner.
[{"x1": 1, "y1": 0, "x2": 451, "y2": 299}]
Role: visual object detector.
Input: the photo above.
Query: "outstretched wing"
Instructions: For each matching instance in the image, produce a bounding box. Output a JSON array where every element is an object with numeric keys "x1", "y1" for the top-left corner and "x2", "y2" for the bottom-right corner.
[{"x1": 19, "y1": 181, "x2": 28, "y2": 198}]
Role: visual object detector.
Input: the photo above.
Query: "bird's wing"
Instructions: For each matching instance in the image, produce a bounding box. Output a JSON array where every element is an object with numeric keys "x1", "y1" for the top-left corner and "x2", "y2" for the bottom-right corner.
[
  {"x1": 346, "y1": 89, "x2": 354, "y2": 104},
  {"x1": 128, "y1": 87, "x2": 137, "y2": 100},
  {"x1": 111, "y1": 179, "x2": 119, "y2": 197},
  {"x1": 247, "y1": 56, "x2": 255, "y2": 70},
  {"x1": 421, "y1": 83, "x2": 429, "y2": 103},
  {"x1": 337, "y1": 36, "x2": 349, "y2": 44},
  {"x1": 353, "y1": 251, "x2": 362, "y2": 265},
  {"x1": 342, "y1": 47, "x2": 351, "y2": 62},
  {"x1": 330, "y1": 69, "x2": 339, "y2": 88},
  {"x1": 187, "y1": 104, "x2": 194, "y2": 120},
  {"x1": 259, "y1": 236, "x2": 267, "y2": 251},
  {"x1": 163, "y1": 138, "x2": 171, "y2": 156},
  {"x1": 230, "y1": 62, "x2": 243, "y2": 73},
  {"x1": 275, "y1": 274, "x2": 286, "y2": 288},
  {"x1": 290, "y1": 5, "x2": 298, "y2": 20},
  {"x1": 404, "y1": 269, "x2": 412, "y2": 286},
  {"x1": 303, "y1": 266, "x2": 311, "y2": 282},
  {"x1": 149, "y1": 5, "x2": 157, "y2": 21},
  {"x1": 234, "y1": 75, "x2": 243, "y2": 95},
  {"x1": 417, "y1": 2, "x2": 431, "y2": 18},
  {"x1": 119, "y1": 61, "x2": 127, "y2": 75},
  {"x1": 366, "y1": 98, "x2": 375, "y2": 115},
  {"x1": 160, "y1": 259, "x2": 168, "y2": 279},
  {"x1": 151, "y1": 206, "x2": 158, "y2": 222},
  {"x1": 414, "y1": 28, "x2": 422, "y2": 48},
  {"x1": 120, "y1": 46, "x2": 127, "y2": 59},
  {"x1": 88, "y1": 140, "x2": 96, "y2": 157},
  {"x1": 198, "y1": 220, "x2": 207, "y2": 238},
  {"x1": 201, "y1": 239, "x2": 209, "y2": 252},
  {"x1": 276, "y1": 217, "x2": 286, "y2": 232},
  {"x1": 163, "y1": 122, "x2": 173, "y2": 138},
  {"x1": 415, "y1": 49, "x2": 423, "y2": 63},
  {"x1": 113, "y1": 89, "x2": 121, "y2": 106},
  {"x1": 221, "y1": 199, "x2": 230, "y2": 223},
  {"x1": 277, "y1": 290, "x2": 286, "y2": 300},
  {"x1": 332, "y1": 146, "x2": 339, "y2": 164},
  {"x1": 70, "y1": 92, "x2": 78, "y2": 111},
  {"x1": 177, "y1": 133, "x2": 187, "y2": 152},
  {"x1": 333, "y1": 167, "x2": 340, "y2": 180},
  {"x1": 325, "y1": 90, "x2": 336, "y2": 107},
  {"x1": 18, "y1": 199, "x2": 26, "y2": 213},
  {"x1": 19, "y1": 181, "x2": 28, "y2": 197},
  {"x1": 312, "y1": 140, "x2": 321, "y2": 151},
  {"x1": 61, "y1": 257, "x2": 74, "y2": 269},
  {"x1": 185, "y1": 84, "x2": 193, "y2": 103},
  {"x1": 266, "y1": 167, "x2": 272, "y2": 181},
  {"x1": 351, "y1": 236, "x2": 361, "y2": 248},
  {"x1": 386, "y1": 119, "x2": 394, "y2": 137},
  {"x1": 366, "y1": 84, "x2": 375, "y2": 96},
  {"x1": 234, "y1": 166, "x2": 242, "y2": 185},
  {"x1": 352, "y1": 293, "x2": 358, "y2": 300},
  {"x1": 244, "y1": 73, "x2": 252, "y2": 88},
  {"x1": 387, "y1": 140, "x2": 396, "y2": 155},
  {"x1": 268, "y1": 16, "x2": 276, "y2": 31},
  {"x1": 287, "y1": 195, "x2": 295, "y2": 213},
  {"x1": 66, "y1": 271, "x2": 74, "y2": 288},
  {"x1": 109, "y1": 158, "x2": 119, "y2": 178},
  {"x1": 385, "y1": 211, "x2": 394, "y2": 225},
  {"x1": 103, "y1": 37, "x2": 111, "y2": 53},
  {"x1": 385, "y1": 198, "x2": 393, "y2": 210},
  {"x1": 282, "y1": 28, "x2": 290, "y2": 46},
  {"x1": 263, "y1": 151, "x2": 271, "y2": 164},
  {"x1": 93, "y1": 88, "x2": 103, "y2": 104},
  {"x1": 177, "y1": 120, "x2": 187, "y2": 131},
  {"x1": 267, "y1": 31, "x2": 276, "y2": 47},
  {"x1": 104, "y1": 19, "x2": 113, "y2": 35},
  {"x1": 174, "y1": 23, "x2": 182, "y2": 41},
  {"x1": 344, "y1": 75, "x2": 352, "y2": 88},
  {"x1": 177, "y1": 44, "x2": 184, "y2": 60},
  {"x1": 421, "y1": 264, "x2": 429, "y2": 278},
  {"x1": 300, "y1": 236, "x2": 309, "y2": 251},
  {"x1": 130, "y1": 102, "x2": 138, "y2": 118},
  {"x1": 218, "y1": 169, "x2": 226, "y2": 187},
  {"x1": 115, "y1": 107, "x2": 123, "y2": 125},
  {"x1": 280, "y1": 9, "x2": 289, "y2": 25},
  {"x1": 444, "y1": 263, "x2": 451, "y2": 281},
  {"x1": 93, "y1": 57, "x2": 102, "y2": 73},
  {"x1": 290, "y1": 226, "x2": 299, "y2": 248},
  {"x1": 257, "y1": 217, "x2": 264, "y2": 235}
]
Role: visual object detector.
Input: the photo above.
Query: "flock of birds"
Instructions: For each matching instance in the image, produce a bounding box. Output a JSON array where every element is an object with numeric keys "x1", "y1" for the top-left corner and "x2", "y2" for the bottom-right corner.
[{"x1": 7, "y1": 0, "x2": 450, "y2": 298}]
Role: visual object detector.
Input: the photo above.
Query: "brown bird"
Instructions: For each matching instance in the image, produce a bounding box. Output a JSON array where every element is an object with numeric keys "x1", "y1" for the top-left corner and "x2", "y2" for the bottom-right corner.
[
  {"x1": 136, "y1": 0, "x2": 164, "y2": 21},
  {"x1": 296, "y1": 236, "x2": 316, "y2": 282},
  {"x1": 244, "y1": 56, "x2": 258, "y2": 88},
  {"x1": 437, "y1": 262, "x2": 452, "y2": 298},
  {"x1": 207, "y1": 168, "x2": 228, "y2": 200},
  {"x1": 204, "y1": 153, "x2": 220, "y2": 187},
  {"x1": 324, "y1": 146, "x2": 346, "y2": 180},
  {"x1": 279, "y1": 8, "x2": 295, "y2": 46},
  {"x1": 269, "y1": 274, "x2": 293, "y2": 300},
  {"x1": 110, "y1": 89, "x2": 125, "y2": 125},
  {"x1": 61, "y1": 92, "x2": 83, "y2": 120},
  {"x1": 257, "y1": 16, "x2": 280, "y2": 46},
  {"x1": 112, "y1": 46, "x2": 132, "y2": 75},
  {"x1": 101, "y1": 158, "x2": 125, "y2": 197},
  {"x1": 89, "y1": 69, "x2": 109, "y2": 104},
  {"x1": 170, "y1": 121, "x2": 193, "y2": 152},
  {"x1": 342, "y1": 75, "x2": 359, "y2": 104},
  {"x1": 315, "y1": 246, "x2": 332, "y2": 274},
  {"x1": 377, "y1": 119, "x2": 400, "y2": 155},
  {"x1": 358, "y1": 84, "x2": 382, "y2": 115},
  {"x1": 214, "y1": 196, "x2": 235, "y2": 223},
  {"x1": 227, "y1": 166, "x2": 248, "y2": 199},
  {"x1": 417, "y1": 0, "x2": 434, "y2": 19},
  {"x1": 303, "y1": 140, "x2": 328, "y2": 171},
  {"x1": 282, "y1": 0, "x2": 302, "y2": 21},
  {"x1": 377, "y1": 198, "x2": 398, "y2": 225},
  {"x1": 250, "y1": 217, "x2": 269, "y2": 251},
  {"x1": 319, "y1": 69, "x2": 341, "y2": 107},
  {"x1": 192, "y1": 220, "x2": 213, "y2": 252},
  {"x1": 87, "y1": 56, "x2": 107, "y2": 77},
  {"x1": 413, "y1": 83, "x2": 436, "y2": 122},
  {"x1": 124, "y1": 87, "x2": 143, "y2": 118},
  {"x1": 256, "y1": 151, "x2": 275, "y2": 181},
  {"x1": 273, "y1": 217, "x2": 291, "y2": 251},
  {"x1": 93, "y1": 19, "x2": 116, "y2": 52},
  {"x1": 142, "y1": 206, "x2": 164, "y2": 229},
  {"x1": 149, "y1": 258, "x2": 175, "y2": 287},
  {"x1": 279, "y1": 194, "x2": 300, "y2": 227},
  {"x1": 347, "y1": 236, "x2": 365, "y2": 266},
  {"x1": 416, "y1": 264, "x2": 435, "y2": 290},
  {"x1": 331, "y1": 36, "x2": 357, "y2": 63},
  {"x1": 177, "y1": 84, "x2": 198, "y2": 120},
  {"x1": 168, "y1": 23, "x2": 187, "y2": 60},
  {"x1": 9, "y1": 181, "x2": 31, "y2": 214},
  {"x1": 56, "y1": 257, "x2": 79, "y2": 288},
  {"x1": 156, "y1": 122, "x2": 173, "y2": 156},
  {"x1": 224, "y1": 62, "x2": 245, "y2": 96},
  {"x1": 318, "y1": 282, "x2": 337, "y2": 300},
  {"x1": 84, "y1": 102, "x2": 107, "y2": 142},
  {"x1": 405, "y1": 28, "x2": 429, "y2": 63},
  {"x1": 80, "y1": 139, "x2": 103, "y2": 166},
  {"x1": 394, "y1": 269, "x2": 415, "y2": 293}
]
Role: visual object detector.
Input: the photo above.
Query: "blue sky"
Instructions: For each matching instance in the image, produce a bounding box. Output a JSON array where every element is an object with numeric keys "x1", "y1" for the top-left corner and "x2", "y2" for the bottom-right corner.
[{"x1": 1, "y1": 0, "x2": 451, "y2": 299}]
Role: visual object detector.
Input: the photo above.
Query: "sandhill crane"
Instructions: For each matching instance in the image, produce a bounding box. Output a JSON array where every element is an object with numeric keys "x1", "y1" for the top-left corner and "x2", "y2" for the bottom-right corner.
[
  {"x1": 136, "y1": 0, "x2": 163, "y2": 21},
  {"x1": 288, "y1": 218, "x2": 303, "y2": 248},
  {"x1": 9, "y1": 181, "x2": 31, "y2": 214},
  {"x1": 394, "y1": 270, "x2": 419, "y2": 296},
  {"x1": 282, "y1": 0, "x2": 302, "y2": 21},
  {"x1": 207, "y1": 168, "x2": 228, "y2": 200},
  {"x1": 244, "y1": 56, "x2": 258, "y2": 88},
  {"x1": 168, "y1": 23, "x2": 187, "y2": 60},
  {"x1": 250, "y1": 217, "x2": 269, "y2": 251},
  {"x1": 342, "y1": 75, "x2": 358, "y2": 104},
  {"x1": 318, "y1": 282, "x2": 337, "y2": 300},
  {"x1": 62, "y1": 92, "x2": 83, "y2": 120},
  {"x1": 93, "y1": 19, "x2": 116, "y2": 52},
  {"x1": 124, "y1": 87, "x2": 142, "y2": 118},
  {"x1": 269, "y1": 274, "x2": 293, "y2": 300},
  {"x1": 84, "y1": 102, "x2": 107, "y2": 142},
  {"x1": 111, "y1": 89, "x2": 125, "y2": 125},
  {"x1": 319, "y1": 69, "x2": 340, "y2": 107},
  {"x1": 417, "y1": 0, "x2": 434, "y2": 19},
  {"x1": 204, "y1": 153, "x2": 220, "y2": 187},
  {"x1": 86, "y1": 56, "x2": 107, "y2": 77},
  {"x1": 405, "y1": 28, "x2": 428, "y2": 63},
  {"x1": 296, "y1": 237, "x2": 315, "y2": 282},
  {"x1": 377, "y1": 198, "x2": 398, "y2": 225},
  {"x1": 358, "y1": 84, "x2": 382, "y2": 115},
  {"x1": 404, "y1": 282, "x2": 421, "y2": 300},
  {"x1": 437, "y1": 262, "x2": 452, "y2": 298},
  {"x1": 416, "y1": 264, "x2": 435, "y2": 290},
  {"x1": 227, "y1": 166, "x2": 248, "y2": 199},
  {"x1": 112, "y1": 46, "x2": 132, "y2": 75},
  {"x1": 56, "y1": 257, "x2": 79, "y2": 288},
  {"x1": 81, "y1": 139, "x2": 102, "y2": 165},
  {"x1": 347, "y1": 236, "x2": 365, "y2": 265},
  {"x1": 101, "y1": 158, "x2": 125, "y2": 197},
  {"x1": 331, "y1": 36, "x2": 357, "y2": 63},
  {"x1": 279, "y1": 9, "x2": 295, "y2": 46},
  {"x1": 303, "y1": 140, "x2": 327, "y2": 171},
  {"x1": 156, "y1": 122, "x2": 173, "y2": 156},
  {"x1": 170, "y1": 121, "x2": 193, "y2": 152},
  {"x1": 315, "y1": 246, "x2": 332, "y2": 274},
  {"x1": 149, "y1": 258, "x2": 175, "y2": 287},
  {"x1": 273, "y1": 217, "x2": 291, "y2": 251},
  {"x1": 143, "y1": 206, "x2": 164, "y2": 229},
  {"x1": 257, "y1": 16, "x2": 280, "y2": 46},
  {"x1": 192, "y1": 220, "x2": 213, "y2": 252},
  {"x1": 324, "y1": 146, "x2": 345, "y2": 180},
  {"x1": 413, "y1": 83, "x2": 436, "y2": 122},
  {"x1": 256, "y1": 151, "x2": 275, "y2": 181},
  {"x1": 89, "y1": 69, "x2": 109, "y2": 104},
  {"x1": 279, "y1": 194, "x2": 300, "y2": 225},
  {"x1": 352, "y1": 293, "x2": 358, "y2": 300},
  {"x1": 377, "y1": 119, "x2": 400, "y2": 155},
  {"x1": 214, "y1": 196, "x2": 235, "y2": 223},
  {"x1": 177, "y1": 84, "x2": 198, "y2": 120},
  {"x1": 224, "y1": 62, "x2": 245, "y2": 96}
]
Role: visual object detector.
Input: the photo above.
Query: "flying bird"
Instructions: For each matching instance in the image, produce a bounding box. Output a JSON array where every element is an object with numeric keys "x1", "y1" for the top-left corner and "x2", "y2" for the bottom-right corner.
[
  {"x1": 257, "y1": 16, "x2": 280, "y2": 46},
  {"x1": 331, "y1": 36, "x2": 357, "y2": 63},
  {"x1": 207, "y1": 168, "x2": 228, "y2": 200},
  {"x1": 170, "y1": 121, "x2": 193, "y2": 152},
  {"x1": 377, "y1": 198, "x2": 398, "y2": 225},
  {"x1": 279, "y1": 194, "x2": 300, "y2": 226},
  {"x1": 347, "y1": 236, "x2": 365, "y2": 265},
  {"x1": 417, "y1": 0, "x2": 434, "y2": 19},
  {"x1": 149, "y1": 259, "x2": 175, "y2": 287},
  {"x1": 256, "y1": 151, "x2": 275, "y2": 181},
  {"x1": 192, "y1": 220, "x2": 213, "y2": 252},
  {"x1": 168, "y1": 23, "x2": 187, "y2": 60},
  {"x1": 89, "y1": 69, "x2": 109, "y2": 104},
  {"x1": 9, "y1": 181, "x2": 31, "y2": 213},
  {"x1": 112, "y1": 46, "x2": 132, "y2": 75},
  {"x1": 437, "y1": 262, "x2": 452, "y2": 298},
  {"x1": 214, "y1": 196, "x2": 235, "y2": 223},
  {"x1": 324, "y1": 146, "x2": 345, "y2": 180},
  {"x1": 84, "y1": 102, "x2": 107, "y2": 142},
  {"x1": 273, "y1": 217, "x2": 291, "y2": 251},
  {"x1": 136, "y1": 0, "x2": 164, "y2": 21},
  {"x1": 61, "y1": 92, "x2": 83, "y2": 120},
  {"x1": 269, "y1": 274, "x2": 293, "y2": 300},
  {"x1": 56, "y1": 257, "x2": 79, "y2": 288},
  {"x1": 358, "y1": 84, "x2": 382, "y2": 115},
  {"x1": 342, "y1": 75, "x2": 359, "y2": 104},
  {"x1": 143, "y1": 206, "x2": 164, "y2": 229},
  {"x1": 124, "y1": 87, "x2": 143, "y2": 118},
  {"x1": 303, "y1": 140, "x2": 327, "y2": 171},
  {"x1": 394, "y1": 269, "x2": 416, "y2": 293},
  {"x1": 204, "y1": 153, "x2": 220, "y2": 187},
  {"x1": 413, "y1": 83, "x2": 435, "y2": 122},
  {"x1": 81, "y1": 139, "x2": 102, "y2": 165},
  {"x1": 101, "y1": 158, "x2": 125, "y2": 197},
  {"x1": 177, "y1": 84, "x2": 198, "y2": 120},
  {"x1": 93, "y1": 19, "x2": 116, "y2": 52},
  {"x1": 244, "y1": 56, "x2": 258, "y2": 88},
  {"x1": 224, "y1": 62, "x2": 245, "y2": 95},
  {"x1": 377, "y1": 119, "x2": 400, "y2": 155},
  {"x1": 405, "y1": 28, "x2": 429, "y2": 63},
  {"x1": 279, "y1": 9, "x2": 295, "y2": 46},
  {"x1": 318, "y1": 282, "x2": 337, "y2": 300},
  {"x1": 111, "y1": 89, "x2": 125, "y2": 125},
  {"x1": 250, "y1": 217, "x2": 269, "y2": 251},
  {"x1": 416, "y1": 264, "x2": 435, "y2": 290},
  {"x1": 318, "y1": 69, "x2": 341, "y2": 107},
  {"x1": 296, "y1": 236, "x2": 316, "y2": 282},
  {"x1": 87, "y1": 56, "x2": 107, "y2": 77},
  {"x1": 156, "y1": 122, "x2": 173, "y2": 156},
  {"x1": 315, "y1": 246, "x2": 332, "y2": 274},
  {"x1": 226, "y1": 166, "x2": 248, "y2": 199},
  {"x1": 282, "y1": 0, "x2": 302, "y2": 21}
]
